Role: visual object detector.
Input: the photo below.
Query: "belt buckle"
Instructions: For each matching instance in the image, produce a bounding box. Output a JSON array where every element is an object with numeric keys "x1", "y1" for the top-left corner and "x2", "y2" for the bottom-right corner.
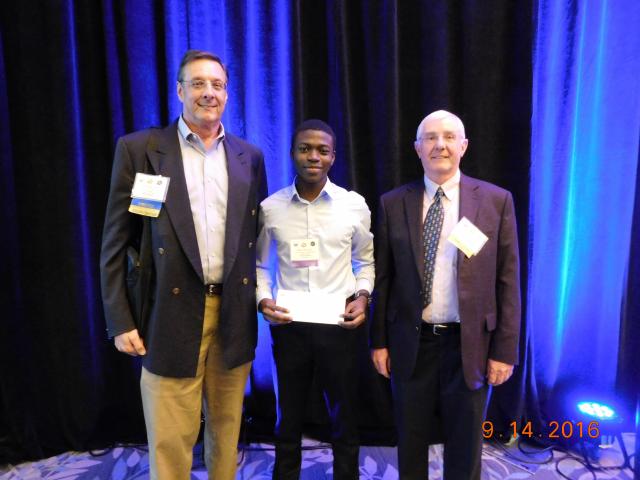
[{"x1": 432, "y1": 324, "x2": 445, "y2": 336}]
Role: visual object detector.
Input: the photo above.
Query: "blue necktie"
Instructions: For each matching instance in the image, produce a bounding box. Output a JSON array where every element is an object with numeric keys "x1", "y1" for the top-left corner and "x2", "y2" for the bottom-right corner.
[{"x1": 422, "y1": 187, "x2": 444, "y2": 308}]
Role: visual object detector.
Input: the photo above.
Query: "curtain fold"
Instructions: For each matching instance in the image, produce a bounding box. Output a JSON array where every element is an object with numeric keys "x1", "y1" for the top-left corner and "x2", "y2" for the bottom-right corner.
[
  {"x1": 528, "y1": 0, "x2": 640, "y2": 415},
  {"x1": 617, "y1": 138, "x2": 640, "y2": 417}
]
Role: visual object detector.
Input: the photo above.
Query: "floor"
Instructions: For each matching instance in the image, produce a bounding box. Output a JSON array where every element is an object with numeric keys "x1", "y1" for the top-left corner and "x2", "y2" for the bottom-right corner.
[{"x1": 0, "y1": 433, "x2": 636, "y2": 479}]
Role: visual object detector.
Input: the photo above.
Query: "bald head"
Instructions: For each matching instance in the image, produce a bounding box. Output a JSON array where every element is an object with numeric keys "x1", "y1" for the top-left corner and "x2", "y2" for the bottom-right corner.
[{"x1": 416, "y1": 110, "x2": 466, "y2": 141}]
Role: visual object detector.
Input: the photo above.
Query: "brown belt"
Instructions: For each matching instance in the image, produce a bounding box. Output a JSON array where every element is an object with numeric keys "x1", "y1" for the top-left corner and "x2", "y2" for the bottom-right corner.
[{"x1": 205, "y1": 283, "x2": 223, "y2": 296}]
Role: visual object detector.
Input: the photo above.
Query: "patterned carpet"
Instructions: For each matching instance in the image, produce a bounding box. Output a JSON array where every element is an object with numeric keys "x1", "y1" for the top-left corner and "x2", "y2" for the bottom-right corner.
[{"x1": 0, "y1": 434, "x2": 636, "y2": 479}]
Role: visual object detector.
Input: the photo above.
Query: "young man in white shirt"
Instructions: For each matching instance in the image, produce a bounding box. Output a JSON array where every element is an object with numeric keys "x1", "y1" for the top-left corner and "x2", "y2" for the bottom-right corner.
[{"x1": 256, "y1": 119, "x2": 374, "y2": 480}]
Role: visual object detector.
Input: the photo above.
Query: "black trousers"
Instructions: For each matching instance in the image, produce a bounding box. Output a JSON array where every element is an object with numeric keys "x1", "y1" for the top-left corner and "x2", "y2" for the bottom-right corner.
[
  {"x1": 270, "y1": 322, "x2": 360, "y2": 480},
  {"x1": 391, "y1": 325, "x2": 490, "y2": 480}
]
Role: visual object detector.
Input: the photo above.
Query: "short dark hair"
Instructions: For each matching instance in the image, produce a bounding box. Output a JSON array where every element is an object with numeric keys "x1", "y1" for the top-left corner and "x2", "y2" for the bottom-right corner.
[
  {"x1": 177, "y1": 50, "x2": 228, "y2": 83},
  {"x1": 291, "y1": 119, "x2": 336, "y2": 151}
]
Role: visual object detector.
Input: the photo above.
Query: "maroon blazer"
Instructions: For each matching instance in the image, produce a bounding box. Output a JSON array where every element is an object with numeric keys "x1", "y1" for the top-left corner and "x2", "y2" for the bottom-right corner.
[
  {"x1": 100, "y1": 121, "x2": 267, "y2": 377},
  {"x1": 370, "y1": 173, "x2": 521, "y2": 389}
]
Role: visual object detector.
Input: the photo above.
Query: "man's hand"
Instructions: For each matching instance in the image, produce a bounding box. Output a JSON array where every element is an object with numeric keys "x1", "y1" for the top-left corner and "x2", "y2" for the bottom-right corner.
[
  {"x1": 339, "y1": 295, "x2": 368, "y2": 329},
  {"x1": 259, "y1": 298, "x2": 293, "y2": 325},
  {"x1": 114, "y1": 329, "x2": 146, "y2": 356},
  {"x1": 486, "y1": 359, "x2": 514, "y2": 386},
  {"x1": 371, "y1": 348, "x2": 391, "y2": 378}
]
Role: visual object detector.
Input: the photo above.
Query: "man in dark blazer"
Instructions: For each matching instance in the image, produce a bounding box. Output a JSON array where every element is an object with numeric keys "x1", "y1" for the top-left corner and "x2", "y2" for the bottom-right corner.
[
  {"x1": 370, "y1": 110, "x2": 520, "y2": 479},
  {"x1": 100, "y1": 50, "x2": 267, "y2": 480}
]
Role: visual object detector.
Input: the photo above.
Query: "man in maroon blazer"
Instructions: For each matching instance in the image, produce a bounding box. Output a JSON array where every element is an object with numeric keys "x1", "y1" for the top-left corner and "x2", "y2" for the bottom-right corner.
[
  {"x1": 100, "y1": 50, "x2": 267, "y2": 479},
  {"x1": 370, "y1": 110, "x2": 521, "y2": 479}
]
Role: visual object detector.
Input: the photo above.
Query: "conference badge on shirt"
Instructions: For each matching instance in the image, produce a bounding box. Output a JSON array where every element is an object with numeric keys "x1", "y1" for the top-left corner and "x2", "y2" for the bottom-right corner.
[
  {"x1": 128, "y1": 173, "x2": 170, "y2": 218},
  {"x1": 290, "y1": 238, "x2": 320, "y2": 267}
]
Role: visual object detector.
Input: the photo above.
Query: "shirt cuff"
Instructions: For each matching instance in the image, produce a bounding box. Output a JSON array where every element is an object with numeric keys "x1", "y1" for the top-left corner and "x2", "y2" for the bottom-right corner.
[
  {"x1": 355, "y1": 279, "x2": 373, "y2": 295},
  {"x1": 256, "y1": 290, "x2": 273, "y2": 308}
]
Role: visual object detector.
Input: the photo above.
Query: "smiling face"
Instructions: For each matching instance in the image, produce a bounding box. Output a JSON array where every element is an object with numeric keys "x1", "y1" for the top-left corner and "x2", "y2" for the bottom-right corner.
[
  {"x1": 292, "y1": 129, "x2": 335, "y2": 192},
  {"x1": 414, "y1": 112, "x2": 468, "y2": 184},
  {"x1": 176, "y1": 59, "x2": 228, "y2": 133}
]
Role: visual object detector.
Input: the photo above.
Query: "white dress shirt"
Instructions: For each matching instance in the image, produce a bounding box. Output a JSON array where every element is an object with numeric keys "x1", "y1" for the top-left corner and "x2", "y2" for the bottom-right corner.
[
  {"x1": 422, "y1": 170, "x2": 461, "y2": 323},
  {"x1": 178, "y1": 116, "x2": 228, "y2": 284},
  {"x1": 256, "y1": 178, "x2": 374, "y2": 303}
]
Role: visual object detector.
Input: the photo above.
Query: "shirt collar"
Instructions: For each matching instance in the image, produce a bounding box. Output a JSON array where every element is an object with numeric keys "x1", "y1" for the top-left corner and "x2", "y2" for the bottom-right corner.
[
  {"x1": 423, "y1": 169, "x2": 461, "y2": 200},
  {"x1": 178, "y1": 115, "x2": 225, "y2": 151},
  {"x1": 287, "y1": 177, "x2": 337, "y2": 203}
]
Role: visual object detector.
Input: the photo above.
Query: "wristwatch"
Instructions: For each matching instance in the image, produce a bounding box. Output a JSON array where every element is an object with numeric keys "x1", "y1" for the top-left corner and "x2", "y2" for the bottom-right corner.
[{"x1": 354, "y1": 290, "x2": 372, "y2": 305}]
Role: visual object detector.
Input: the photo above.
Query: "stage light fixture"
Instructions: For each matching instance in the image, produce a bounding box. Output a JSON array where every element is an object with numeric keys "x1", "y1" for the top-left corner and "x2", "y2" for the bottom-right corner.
[
  {"x1": 572, "y1": 399, "x2": 624, "y2": 436},
  {"x1": 577, "y1": 401, "x2": 616, "y2": 421},
  {"x1": 560, "y1": 396, "x2": 631, "y2": 470}
]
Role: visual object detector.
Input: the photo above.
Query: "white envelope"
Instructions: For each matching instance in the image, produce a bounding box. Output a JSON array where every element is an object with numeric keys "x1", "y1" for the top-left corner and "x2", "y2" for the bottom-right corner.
[{"x1": 275, "y1": 289, "x2": 345, "y2": 324}]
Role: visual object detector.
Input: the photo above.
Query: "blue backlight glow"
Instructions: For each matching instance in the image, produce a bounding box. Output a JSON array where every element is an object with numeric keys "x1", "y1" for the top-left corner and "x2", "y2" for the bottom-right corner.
[{"x1": 528, "y1": 0, "x2": 640, "y2": 395}]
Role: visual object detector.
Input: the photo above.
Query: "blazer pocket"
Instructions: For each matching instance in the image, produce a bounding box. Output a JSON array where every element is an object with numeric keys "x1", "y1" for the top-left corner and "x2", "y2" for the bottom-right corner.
[{"x1": 485, "y1": 313, "x2": 497, "y2": 332}]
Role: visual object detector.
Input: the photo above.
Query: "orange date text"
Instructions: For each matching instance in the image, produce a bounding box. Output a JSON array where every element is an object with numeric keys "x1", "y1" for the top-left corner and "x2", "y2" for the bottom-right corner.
[{"x1": 482, "y1": 420, "x2": 600, "y2": 440}]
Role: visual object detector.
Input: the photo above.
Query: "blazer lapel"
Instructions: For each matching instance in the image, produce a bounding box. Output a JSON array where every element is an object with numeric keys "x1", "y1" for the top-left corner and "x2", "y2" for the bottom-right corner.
[
  {"x1": 457, "y1": 173, "x2": 480, "y2": 269},
  {"x1": 403, "y1": 180, "x2": 425, "y2": 278},
  {"x1": 222, "y1": 134, "x2": 251, "y2": 281},
  {"x1": 147, "y1": 122, "x2": 204, "y2": 282}
]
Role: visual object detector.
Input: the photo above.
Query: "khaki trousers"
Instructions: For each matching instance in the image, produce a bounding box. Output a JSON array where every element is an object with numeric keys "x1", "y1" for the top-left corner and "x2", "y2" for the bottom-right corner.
[{"x1": 141, "y1": 295, "x2": 251, "y2": 480}]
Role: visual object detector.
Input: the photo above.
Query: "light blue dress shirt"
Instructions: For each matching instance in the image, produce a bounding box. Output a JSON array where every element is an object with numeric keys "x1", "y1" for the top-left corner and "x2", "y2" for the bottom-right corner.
[{"x1": 256, "y1": 178, "x2": 375, "y2": 304}]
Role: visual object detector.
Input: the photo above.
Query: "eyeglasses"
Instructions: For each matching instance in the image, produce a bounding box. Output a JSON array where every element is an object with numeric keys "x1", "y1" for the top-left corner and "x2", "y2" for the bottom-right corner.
[{"x1": 180, "y1": 79, "x2": 227, "y2": 92}]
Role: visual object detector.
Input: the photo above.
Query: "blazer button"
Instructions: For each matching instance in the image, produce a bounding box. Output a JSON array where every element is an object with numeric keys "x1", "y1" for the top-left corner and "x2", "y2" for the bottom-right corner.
[
  {"x1": 415, "y1": 326, "x2": 419, "y2": 331},
  {"x1": 158, "y1": 247, "x2": 165, "y2": 255},
  {"x1": 251, "y1": 208, "x2": 256, "y2": 216},
  {"x1": 172, "y1": 287, "x2": 180, "y2": 295},
  {"x1": 242, "y1": 277, "x2": 249, "y2": 285},
  {"x1": 248, "y1": 241, "x2": 253, "y2": 248}
]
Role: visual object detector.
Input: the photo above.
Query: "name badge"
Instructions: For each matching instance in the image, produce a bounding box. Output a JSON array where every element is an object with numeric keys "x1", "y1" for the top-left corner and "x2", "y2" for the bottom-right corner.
[
  {"x1": 128, "y1": 173, "x2": 170, "y2": 218},
  {"x1": 447, "y1": 217, "x2": 488, "y2": 258},
  {"x1": 290, "y1": 238, "x2": 320, "y2": 267}
]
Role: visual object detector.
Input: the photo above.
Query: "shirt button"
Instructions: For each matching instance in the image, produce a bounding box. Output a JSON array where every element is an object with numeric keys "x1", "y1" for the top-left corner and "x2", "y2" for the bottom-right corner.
[
  {"x1": 248, "y1": 242, "x2": 253, "y2": 248},
  {"x1": 242, "y1": 277, "x2": 249, "y2": 285},
  {"x1": 172, "y1": 287, "x2": 180, "y2": 295},
  {"x1": 158, "y1": 248, "x2": 165, "y2": 255}
]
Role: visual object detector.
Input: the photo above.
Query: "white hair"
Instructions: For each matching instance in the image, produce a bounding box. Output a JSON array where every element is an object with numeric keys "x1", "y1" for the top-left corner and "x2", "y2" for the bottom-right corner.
[{"x1": 416, "y1": 110, "x2": 466, "y2": 140}]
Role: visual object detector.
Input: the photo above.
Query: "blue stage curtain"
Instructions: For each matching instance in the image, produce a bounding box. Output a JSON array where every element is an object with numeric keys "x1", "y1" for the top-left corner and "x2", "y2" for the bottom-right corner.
[
  {"x1": 1, "y1": 0, "x2": 585, "y2": 461},
  {"x1": 529, "y1": 0, "x2": 640, "y2": 406}
]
